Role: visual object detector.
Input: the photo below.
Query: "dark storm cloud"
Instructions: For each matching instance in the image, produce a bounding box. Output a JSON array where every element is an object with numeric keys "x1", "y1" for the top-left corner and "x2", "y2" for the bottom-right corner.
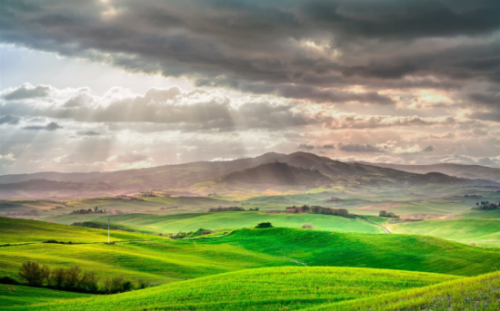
[
  {"x1": 422, "y1": 145, "x2": 435, "y2": 152},
  {"x1": 23, "y1": 122, "x2": 62, "y2": 131},
  {"x1": 338, "y1": 143, "x2": 383, "y2": 153},
  {"x1": 3, "y1": 85, "x2": 50, "y2": 100},
  {"x1": 1, "y1": 0, "x2": 499, "y2": 104},
  {"x1": 0, "y1": 115, "x2": 19, "y2": 125}
]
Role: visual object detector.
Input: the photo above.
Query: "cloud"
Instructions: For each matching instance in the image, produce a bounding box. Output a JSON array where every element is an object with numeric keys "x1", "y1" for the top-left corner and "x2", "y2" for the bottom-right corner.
[
  {"x1": 321, "y1": 144, "x2": 335, "y2": 149},
  {"x1": 0, "y1": 115, "x2": 19, "y2": 125},
  {"x1": 23, "y1": 122, "x2": 62, "y2": 131},
  {"x1": 77, "y1": 130, "x2": 100, "y2": 136},
  {"x1": 422, "y1": 145, "x2": 435, "y2": 152},
  {"x1": 3, "y1": 84, "x2": 50, "y2": 100},
  {"x1": 338, "y1": 143, "x2": 383, "y2": 153},
  {"x1": 1, "y1": 0, "x2": 498, "y2": 105},
  {"x1": 298, "y1": 144, "x2": 315, "y2": 150}
]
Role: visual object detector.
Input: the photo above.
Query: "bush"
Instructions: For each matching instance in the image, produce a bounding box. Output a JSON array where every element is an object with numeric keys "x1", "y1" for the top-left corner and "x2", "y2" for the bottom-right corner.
[
  {"x1": 256, "y1": 222, "x2": 272, "y2": 228},
  {"x1": 80, "y1": 272, "x2": 100, "y2": 292},
  {"x1": 137, "y1": 278, "x2": 151, "y2": 289},
  {"x1": 49, "y1": 268, "x2": 66, "y2": 288},
  {"x1": 18, "y1": 261, "x2": 50, "y2": 286},
  {"x1": 104, "y1": 275, "x2": 134, "y2": 293},
  {"x1": 301, "y1": 223, "x2": 314, "y2": 229},
  {"x1": 0, "y1": 276, "x2": 20, "y2": 285},
  {"x1": 64, "y1": 266, "x2": 82, "y2": 290}
]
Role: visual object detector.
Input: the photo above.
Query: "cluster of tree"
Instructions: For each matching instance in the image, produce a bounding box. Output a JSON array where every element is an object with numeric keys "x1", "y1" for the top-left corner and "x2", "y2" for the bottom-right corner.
[
  {"x1": 379, "y1": 210, "x2": 400, "y2": 218},
  {"x1": 208, "y1": 206, "x2": 259, "y2": 212},
  {"x1": 15, "y1": 261, "x2": 148, "y2": 294},
  {"x1": 70, "y1": 206, "x2": 106, "y2": 215},
  {"x1": 309, "y1": 205, "x2": 350, "y2": 217},
  {"x1": 474, "y1": 201, "x2": 500, "y2": 210},
  {"x1": 256, "y1": 222, "x2": 272, "y2": 228}
]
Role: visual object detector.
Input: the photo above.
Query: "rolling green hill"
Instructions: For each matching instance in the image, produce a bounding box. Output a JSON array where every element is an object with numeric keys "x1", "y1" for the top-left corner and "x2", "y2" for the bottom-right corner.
[
  {"x1": 389, "y1": 218, "x2": 500, "y2": 247},
  {"x1": 2, "y1": 267, "x2": 459, "y2": 311},
  {"x1": 306, "y1": 270, "x2": 500, "y2": 311},
  {"x1": 0, "y1": 284, "x2": 91, "y2": 309},
  {"x1": 201, "y1": 227, "x2": 500, "y2": 276},
  {"x1": 68, "y1": 211, "x2": 384, "y2": 234},
  {"x1": 0, "y1": 217, "x2": 163, "y2": 244}
]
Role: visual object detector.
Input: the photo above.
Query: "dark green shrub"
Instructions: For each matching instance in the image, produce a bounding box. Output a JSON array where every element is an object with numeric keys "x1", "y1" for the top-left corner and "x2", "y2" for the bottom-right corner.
[
  {"x1": 0, "y1": 276, "x2": 19, "y2": 285},
  {"x1": 256, "y1": 222, "x2": 272, "y2": 228},
  {"x1": 18, "y1": 261, "x2": 50, "y2": 286}
]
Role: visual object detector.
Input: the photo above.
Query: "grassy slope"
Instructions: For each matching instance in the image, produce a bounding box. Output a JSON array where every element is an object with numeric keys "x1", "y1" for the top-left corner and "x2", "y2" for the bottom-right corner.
[
  {"x1": 0, "y1": 240, "x2": 289, "y2": 284},
  {"x1": 200, "y1": 227, "x2": 500, "y2": 276},
  {"x1": 0, "y1": 217, "x2": 162, "y2": 244},
  {"x1": 68, "y1": 211, "x2": 383, "y2": 234},
  {"x1": 461, "y1": 208, "x2": 500, "y2": 218},
  {"x1": 390, "y1": 218, "x2": 500, "y2": 247},
  {"x1": 0, "y1": 284, "x2": 91, "y2": 309},
  {"x1": 3, "y1": 267, "x2": 459, "y2": 311},
  {"x1": 306, "y1": 270, "x2": 500, "y2": 311}
]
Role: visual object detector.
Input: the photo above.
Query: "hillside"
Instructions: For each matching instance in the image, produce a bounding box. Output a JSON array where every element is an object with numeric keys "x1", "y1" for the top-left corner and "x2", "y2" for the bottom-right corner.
[
  {"x1": 66, "y1": 211, "x2": 384, "y2": 234},
  {"x1": 0, "y1": 217, "x2": 162, "y2": 244},
  {"x1": 6, "y1": 267, "x2": 458, "y2": 311},
  {"x1": 202, "y1": 227, "x2": 500, "y2": 276},
  {"x1": 360, "y1": 161, "x2": 500, "y2": 183},
  {"x1": 306, "y1": 270, "x2": 500, "y2": 311},
  {"x1": 0, "y1": 284, "x2": 91, "y2": 309},
  {"x1": 221, "y1": 162, "x2": 331, "y2": 186},
  {"x1": 0, "y1": 152, "x2": 494, "y2": 199},
  {"x1": 389, "y1": 218, "x2": 500, "y2": 247}
]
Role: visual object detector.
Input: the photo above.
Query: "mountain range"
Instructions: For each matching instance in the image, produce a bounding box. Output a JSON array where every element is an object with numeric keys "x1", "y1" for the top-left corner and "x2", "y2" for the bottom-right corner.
[{"x1": 0, "y1": 152, "x2": 498, "y2": 199}]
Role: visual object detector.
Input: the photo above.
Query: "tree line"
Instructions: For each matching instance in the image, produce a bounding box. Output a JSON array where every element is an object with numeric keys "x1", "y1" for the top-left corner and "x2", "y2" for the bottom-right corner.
[
  {"x1": 4, "y1": 261, "x2": 150, "y2": 294},
  {"x1": 208, "y1": 206, "x2": 259, "y2": 212},
  {"x1": 474, "y1": 201, "x2": 500, "y2": 211}
]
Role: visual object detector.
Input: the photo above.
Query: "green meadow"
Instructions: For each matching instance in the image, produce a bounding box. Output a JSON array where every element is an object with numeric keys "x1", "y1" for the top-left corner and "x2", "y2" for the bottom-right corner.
[
  {"x1": 3, "y1": 267, "x2": 459, "y2": 311},
  {"x1": 64, "y1": 211, "x2": 384, "y2": 234},
  {"x1": 390, "y1": 218, "x2": 500, "y2": 247},
  {"x1": 0, "y1": 284, "x2": 90, "y2": 309}
]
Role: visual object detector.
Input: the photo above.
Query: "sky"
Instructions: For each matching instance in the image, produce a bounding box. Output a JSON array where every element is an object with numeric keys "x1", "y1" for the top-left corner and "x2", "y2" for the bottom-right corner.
[{"x1": 0, "y1": 0, "x2": 499, "y2": 174}]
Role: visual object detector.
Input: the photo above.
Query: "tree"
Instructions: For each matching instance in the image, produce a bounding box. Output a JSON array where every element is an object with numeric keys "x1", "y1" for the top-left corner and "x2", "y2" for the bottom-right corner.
[
  {"x1": 64, "y1": 266, "x2": 82, "y2": 290},
  {"x1": 18, "y1": 261, "x2": 50, "y2": 286},
  {"x1": 255, "y1": 222, "x2": 272, "y2": 228},
  {"x1": 379, "y1": 210, "x2": 387, "y2": 217},
  {"x1": 49, "y1": 268, "x2": 66, "y2": 288},
  {"x1": 80, "y1": 272, "x2": 99, "y2": 292}
]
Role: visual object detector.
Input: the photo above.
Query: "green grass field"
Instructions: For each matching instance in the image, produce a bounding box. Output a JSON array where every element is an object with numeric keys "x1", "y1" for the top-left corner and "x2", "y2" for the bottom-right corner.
[
  {"x1": 306, "y1": 270, "x2": 500, "y2": 311},
  {"x1": 0, "y1": 284, "x2": 91, "y2": 309},
  {"x1": 0, "y1": 217, "x2": 163, "y2": 244},
  {"x1": 390, "y1": 218, "x2": 500, "y2": 247},
  {"x1": 61, "y1": 211, "x2": 384, "y2": 234},
  {"x1": 2, "y1": 267, "x2": 460, "y2": 311}
]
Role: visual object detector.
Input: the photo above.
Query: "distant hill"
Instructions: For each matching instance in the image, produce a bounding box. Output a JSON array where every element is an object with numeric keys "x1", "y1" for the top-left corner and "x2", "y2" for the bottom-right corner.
[
  {"x1": 359, "y1": 162, "x2": 500, "y2": 183},
  {"x1": 0, "y1": 152, "x2": 496, "y2": 198},
  {"x1": 221, "y1": 162, "x2": 331, "y2": 186}
]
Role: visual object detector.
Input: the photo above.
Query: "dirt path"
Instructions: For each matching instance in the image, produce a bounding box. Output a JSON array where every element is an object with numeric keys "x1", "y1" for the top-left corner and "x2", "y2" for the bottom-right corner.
[{"x1": 356, "y1": 216, "x2": 391, "y2": 234}]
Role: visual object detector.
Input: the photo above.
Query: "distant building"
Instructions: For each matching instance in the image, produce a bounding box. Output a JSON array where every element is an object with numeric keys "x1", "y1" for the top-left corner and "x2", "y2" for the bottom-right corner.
[{"x1": 286, "y1": 206, "x2": 303, "y2": 213}]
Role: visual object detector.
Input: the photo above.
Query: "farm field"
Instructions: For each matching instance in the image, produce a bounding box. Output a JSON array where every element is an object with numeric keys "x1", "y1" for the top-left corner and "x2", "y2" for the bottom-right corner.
[
  {"x1": 389, "y1": 218, "x2": 500, "y2": 247},
  {"x1": 0, "y1": 217, "x2": 163, "y2": 245},
  {"x1": 60, "y1": 211, "x2": 384, "y2": 234},
  {"x1": 1, "y1": 267, "x2": 460, "y2": 311}
]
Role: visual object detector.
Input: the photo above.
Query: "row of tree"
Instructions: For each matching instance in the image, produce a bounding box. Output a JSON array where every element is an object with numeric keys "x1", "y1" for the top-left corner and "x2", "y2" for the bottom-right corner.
[
  {"x1": 475, "y1": 201, "x2": 500, "y2": 210},
  {"x1": 70, "y1": 206, "x2": 106, "y2": 215},
  {"x1": 208, "y1": 206, "x2": 259, "y2": 212},
  {"x1": 16, "y1": 261, "x2": 149, "y2": 294},
  {"x1": 379, "y1": 210, "x2": 399, "y2": 218}
]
